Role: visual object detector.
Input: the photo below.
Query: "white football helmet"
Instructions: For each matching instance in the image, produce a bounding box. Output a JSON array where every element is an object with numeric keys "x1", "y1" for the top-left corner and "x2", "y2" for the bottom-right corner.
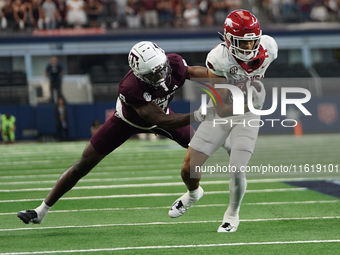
[{"x1": 128, "y1": 41, "x2": 171, "y2": 91}]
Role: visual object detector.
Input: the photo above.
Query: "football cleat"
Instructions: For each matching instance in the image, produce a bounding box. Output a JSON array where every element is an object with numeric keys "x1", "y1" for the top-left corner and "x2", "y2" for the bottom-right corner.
[
  {"x1": 217, "y1": 222, "x2": 237, "y2": 233},
  {"x1": 17, "y1": 210, "x2": 42, "y2": 224},
  {"x1": 169, "y1": 199, "x2": 187, "y2": 218},
  {"x1": 168, "y1": 186, "x2": 204, "y2": 218}
]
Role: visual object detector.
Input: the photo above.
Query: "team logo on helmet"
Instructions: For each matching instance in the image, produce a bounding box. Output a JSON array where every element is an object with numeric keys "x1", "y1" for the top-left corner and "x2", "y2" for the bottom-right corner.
[
  {"x1": 129, "y1": 52, "x2": 139, "y2": 69},
  {"x1": 224, "y1": 18, "x2": 234, "y2": 28}
]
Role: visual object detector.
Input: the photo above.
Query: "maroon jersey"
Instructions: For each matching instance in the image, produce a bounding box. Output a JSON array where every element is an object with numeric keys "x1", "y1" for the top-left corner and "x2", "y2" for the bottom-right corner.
[{"x1": 117, "y1": 53, "x2": 188, "y2": 128}]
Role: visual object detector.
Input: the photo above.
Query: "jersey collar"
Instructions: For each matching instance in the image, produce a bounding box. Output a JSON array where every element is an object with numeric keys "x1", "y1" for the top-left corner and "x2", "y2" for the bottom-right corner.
[{"x1": 234, "y1": 45, "x2": 268, "y2": 74}]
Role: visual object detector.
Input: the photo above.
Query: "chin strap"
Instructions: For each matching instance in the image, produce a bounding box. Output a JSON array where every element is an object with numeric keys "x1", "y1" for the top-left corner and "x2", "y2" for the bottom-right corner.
[{"x1": 218, "y1": 31, "x2": 225, "y2": 42}]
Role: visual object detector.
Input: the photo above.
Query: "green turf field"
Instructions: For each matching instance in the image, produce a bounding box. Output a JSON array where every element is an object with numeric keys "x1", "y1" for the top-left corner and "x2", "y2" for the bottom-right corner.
[{"x1": 0, "y1": 134, "x2": 339, "y2": 254}]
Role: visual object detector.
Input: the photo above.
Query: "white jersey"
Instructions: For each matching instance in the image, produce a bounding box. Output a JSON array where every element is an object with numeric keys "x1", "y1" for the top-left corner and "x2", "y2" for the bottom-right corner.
[
  {"x1": 206, "y1": 35, "x2": 278, "y2": 82},
  {"x1": 190, "y1": 35, "x2": 278, "y2": 157}
]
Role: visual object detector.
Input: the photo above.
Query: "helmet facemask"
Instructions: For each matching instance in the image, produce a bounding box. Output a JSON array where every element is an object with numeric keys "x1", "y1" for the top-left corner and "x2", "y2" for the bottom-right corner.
[
  {"x1": 138, "y1": 60, "x2": 171, "y2": 90},
  {"x1": 222, "y1": 10, "x2": 262, "y2": 62},
  {"x1": 225, "y1": 31, "x2": 261, "y2": 61}
]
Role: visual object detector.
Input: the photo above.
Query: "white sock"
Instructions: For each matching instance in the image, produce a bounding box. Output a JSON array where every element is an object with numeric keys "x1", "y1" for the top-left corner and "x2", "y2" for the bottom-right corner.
[
  {"x1": 182, "y1": 186, "x2": 204, "y2": 207},
  {"x1": 189, "y1": 186, "x2": 201, "y2": 197},
  {"x1": 223, "y1": 178, "x2": 247, "y2": 227},
  {"x1": 35, "y1": 201, "x2": 51, "y2": 220}
]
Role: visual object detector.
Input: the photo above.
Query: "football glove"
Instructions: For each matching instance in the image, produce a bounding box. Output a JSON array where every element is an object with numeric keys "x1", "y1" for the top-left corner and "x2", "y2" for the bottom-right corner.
[
  {"x1": 246, "y1": 80, "x2": 266, "y2": 110},
  {"x1": 194, "y1": 105, "x2": 215, "y2": 122}
]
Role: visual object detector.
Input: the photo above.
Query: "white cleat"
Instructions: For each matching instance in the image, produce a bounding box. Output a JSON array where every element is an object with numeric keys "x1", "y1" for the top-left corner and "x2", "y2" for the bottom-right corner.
[
  {"x1": 168, "y1": 186, "x2": 204, "y2": 218},
  {"x1": 168, "y1": 199, "x2": 187, "y2": 218},
  {"x1": 217, "y1": 222, "x2": 238, "y2": 233}
]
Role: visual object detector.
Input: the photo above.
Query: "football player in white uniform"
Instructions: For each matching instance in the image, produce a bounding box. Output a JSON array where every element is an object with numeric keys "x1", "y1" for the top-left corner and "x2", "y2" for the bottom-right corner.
[{"x1": 169, "y1": 9, "x2": 278, "y2": 232}]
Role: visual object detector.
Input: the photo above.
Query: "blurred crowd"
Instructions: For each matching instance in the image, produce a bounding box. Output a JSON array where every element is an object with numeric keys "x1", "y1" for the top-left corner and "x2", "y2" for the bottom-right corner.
[
  {"x1": 0, "y1": 0, "x2": 243, "y2": 31},
  {"x1": 261, "y1": 0, "x2": 340, "y2": 23},
  {"x1": 1, "y1": 0, "x2": 339, "y2": 32}
]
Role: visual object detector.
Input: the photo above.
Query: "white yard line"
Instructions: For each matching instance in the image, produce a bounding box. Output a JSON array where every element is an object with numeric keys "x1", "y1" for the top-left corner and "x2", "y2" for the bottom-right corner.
[
  {"x1": 0, "y1": 176, "x2": 332, "y2": 185},
  {"x1": 0, "y1": 176, "x2": 180, "y2": 185},
  {"x1": 0, "y1": 169, "x2": 180, "y2": 180},
  {"x1": 0, "y1": 163, "x2": 182, "y2": 175},
  {"x1": 0, "y1": 240, "x2": 339, "y2": 254},
  {"x1": 1, "y1": 216, "x2": 340, "y2": 232},
  {"x1": 0, "y1": 188, "x2": 307, "y2": 203},
  {"x1": 1, "y1": 177, "x2": 331, "y2": 191},
  {"x1": 0, "y1": 200, "x2": 338, "y2": 216},
  {"x1": 0, "y1": 181, "x2": 231, "y2": 192}
]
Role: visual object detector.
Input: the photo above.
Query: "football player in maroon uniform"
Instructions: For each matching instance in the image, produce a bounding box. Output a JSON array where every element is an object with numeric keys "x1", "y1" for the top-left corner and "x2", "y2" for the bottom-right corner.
[{"x1": 17, "y1": 41, "x2": 211, "y2": 224}]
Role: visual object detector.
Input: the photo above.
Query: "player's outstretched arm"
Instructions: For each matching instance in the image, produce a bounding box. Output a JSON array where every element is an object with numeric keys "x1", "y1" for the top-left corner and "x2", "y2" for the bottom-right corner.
[
  {"x1": 131, "y1": 102, "x2": 197, "y2": 130},
  {"x1": 187, "y1": 66, "x2": 209, "y2": 79}
]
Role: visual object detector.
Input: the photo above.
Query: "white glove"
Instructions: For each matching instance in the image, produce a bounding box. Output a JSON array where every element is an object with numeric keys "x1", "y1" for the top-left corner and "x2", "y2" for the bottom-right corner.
[
  {"x1": 194, "y1": 105, "x2": 215, "y2": 122},
  {"x1": 246, "y1": 80, "x2": 266, "y2": 110}
]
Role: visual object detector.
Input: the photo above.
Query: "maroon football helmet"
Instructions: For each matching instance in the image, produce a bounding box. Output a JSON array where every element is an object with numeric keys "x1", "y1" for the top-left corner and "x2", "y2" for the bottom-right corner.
[{"x1": 223, "y1": 9, "x2": 262, "y2": 61}]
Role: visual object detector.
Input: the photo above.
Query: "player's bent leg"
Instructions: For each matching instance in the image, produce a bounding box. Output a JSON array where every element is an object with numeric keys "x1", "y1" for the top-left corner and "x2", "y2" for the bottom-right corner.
[
  {"x1": 181, "y1": 147, "x2": 209, "y2": 190},
  {"x1": 169, "y1": 147, "x2": 207, "y2": 218},
  {"x1": 17, "y1": 142, "x2": 106, "y2": 224},
  {"x1": 169, "y1": 120, "x2": 228, "y2": 218},
  {"x1": 44, "y1": 142, "x2": 106, "y2": 206},
  {"x1": 17, "y1": 113, "x2": 136, "y2": 225}
]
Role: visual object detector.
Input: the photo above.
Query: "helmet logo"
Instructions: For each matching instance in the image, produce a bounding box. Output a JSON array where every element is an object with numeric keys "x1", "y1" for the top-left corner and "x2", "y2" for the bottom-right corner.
[
  {"x1": 224, "y1": 18, "x2": 233, "y2": 28},
  {"x1": 251, "y1": 17, "x2": 257, "y2": 26},
  {"x1": 129, "y1": 52, "x2": 140, "y2": 69}
]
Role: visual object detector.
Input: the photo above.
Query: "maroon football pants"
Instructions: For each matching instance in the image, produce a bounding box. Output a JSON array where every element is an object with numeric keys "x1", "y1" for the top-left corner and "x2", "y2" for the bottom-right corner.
[{"x1": 90, "y1": 110, "x2": 194, "y2": 155}]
